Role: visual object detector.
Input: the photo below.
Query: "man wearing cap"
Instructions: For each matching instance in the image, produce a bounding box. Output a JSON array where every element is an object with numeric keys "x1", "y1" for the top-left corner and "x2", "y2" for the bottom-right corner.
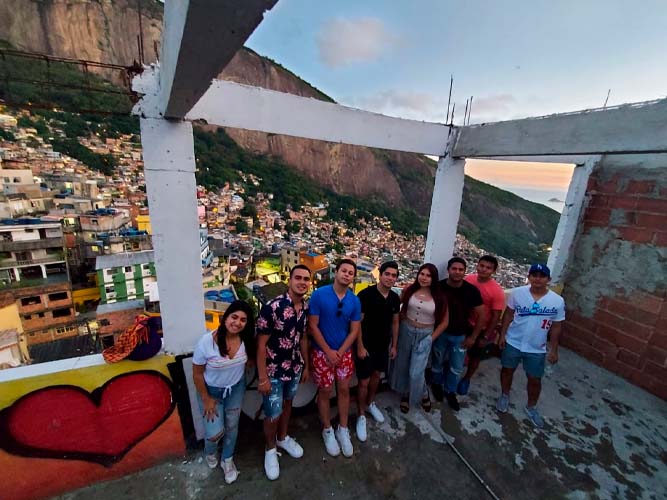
[{"x1": 496, "y1": 264, "x2": 565, "y2": 428}]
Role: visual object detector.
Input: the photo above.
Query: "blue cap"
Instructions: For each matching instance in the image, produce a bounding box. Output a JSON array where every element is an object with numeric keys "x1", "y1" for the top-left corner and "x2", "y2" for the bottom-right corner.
[{"x1": 529, "y1": 263, "x2": 551, "y2": 277}]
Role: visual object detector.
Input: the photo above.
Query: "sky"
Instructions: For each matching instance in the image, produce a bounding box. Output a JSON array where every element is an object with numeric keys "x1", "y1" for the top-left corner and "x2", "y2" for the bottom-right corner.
[{"x1": 245, "y1": 0, "x2": 667, "y2": 209}]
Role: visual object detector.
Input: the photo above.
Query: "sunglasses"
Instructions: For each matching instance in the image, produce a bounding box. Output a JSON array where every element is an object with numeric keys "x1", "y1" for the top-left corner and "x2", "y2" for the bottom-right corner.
[{"x1": 337, "y1": 301, "x2": 343, "y2": 317}]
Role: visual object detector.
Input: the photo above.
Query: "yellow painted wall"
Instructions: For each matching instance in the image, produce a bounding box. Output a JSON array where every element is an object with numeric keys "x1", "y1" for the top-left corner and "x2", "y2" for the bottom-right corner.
[
  {"x1": 72, "y1": 287, "x2": 101, "y2": 307},
  {"x1": 0, "y1": 354, "x2": 175, "y2": 409},
  {"x1": 0, "y1": 302, "x2": 23, "y2": 333},
  {"x1": 136, "y1": 214, "x2": 152, "y2": 235}
]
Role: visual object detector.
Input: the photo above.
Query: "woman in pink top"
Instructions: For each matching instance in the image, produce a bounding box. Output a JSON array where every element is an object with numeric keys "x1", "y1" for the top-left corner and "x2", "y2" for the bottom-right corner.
[{"x1": 389, "y1": 263, "x2": 448, "y2": 413}]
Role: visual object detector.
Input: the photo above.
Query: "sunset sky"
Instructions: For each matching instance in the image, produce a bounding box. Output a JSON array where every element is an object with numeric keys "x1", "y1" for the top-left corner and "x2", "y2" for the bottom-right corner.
[{"x1": 245, "y1": 0, "x2": 667, "y2": 208}]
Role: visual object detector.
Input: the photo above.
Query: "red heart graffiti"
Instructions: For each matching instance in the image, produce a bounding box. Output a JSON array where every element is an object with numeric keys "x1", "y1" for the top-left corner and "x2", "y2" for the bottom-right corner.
[{"x1": 0, "y1": 371, "x2": 175, "y2": 466}]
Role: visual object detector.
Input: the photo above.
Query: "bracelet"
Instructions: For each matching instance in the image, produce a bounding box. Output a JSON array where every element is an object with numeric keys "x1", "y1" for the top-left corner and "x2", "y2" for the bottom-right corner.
[{"x1": 258, "y1": 379, "x2": 270, "y2": 386}]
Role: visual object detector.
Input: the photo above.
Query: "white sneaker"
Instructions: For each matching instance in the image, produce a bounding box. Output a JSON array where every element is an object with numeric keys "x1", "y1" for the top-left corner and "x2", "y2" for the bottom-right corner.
[
  {"x1": 356, "y1": 415, "x2": 367, "y2": 442},
  {"x1": 205, "y1": 453, "x2": 218, "y2": 469},
  {"x1": 221, "y1": 458, "x2": 239, "y2": 484},
  {"x1": 276, "y1": 435, "x2": 304, "y2": 458},
  {"x1": 264, "y1": 448, "x2": 280, "y2": 480},
  {"x1": 335, "y1": 425, "x2": 354, "y2": 457},
  {"x1": 368, "y1": 402, "x2": 385, "y2": 423},
  {"x1": 322, "y1": 427, "x2": 340, "y2": 457}
]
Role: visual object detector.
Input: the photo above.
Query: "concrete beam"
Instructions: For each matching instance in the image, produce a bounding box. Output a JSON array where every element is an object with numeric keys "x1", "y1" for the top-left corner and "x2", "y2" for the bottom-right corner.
[
  {"x1": 140, "y1": 118, "x2": 206, "y2": 354},
  {"x1": 454, "y1": 99, "x2": 667, "y2": 158},
  {"x1": 160, "y1": 0, "x2": 277, "y2": 119},
  {"x1": 424, "y1": 131, "x2": 465, "y2": 278},
  {"x1": 186, "y1": 80, "x2": 450, "y2": 155}
]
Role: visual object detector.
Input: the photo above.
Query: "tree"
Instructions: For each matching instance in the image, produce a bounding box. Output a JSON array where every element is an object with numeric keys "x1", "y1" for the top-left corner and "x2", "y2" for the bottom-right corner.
[{"x1": 234, "y1": 217, "x2": 249, "y2": 233}]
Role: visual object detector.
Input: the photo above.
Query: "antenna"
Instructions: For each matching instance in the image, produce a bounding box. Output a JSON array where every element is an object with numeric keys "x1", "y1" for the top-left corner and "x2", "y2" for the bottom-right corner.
[
  {"x1": 445, "y1": 74, "x2": 453, "y2": 123},
  {"x1": 603, "y1": 89, "x2": 611, "y2": 108},
  {"x1": 463, "y1": 99, "x2": 469, "y2": 126},
  {"x1": 467, "y1": 96, "x2": 473, "y2": 125},
  {"x1": 450, "y1": 102, "x2": 456, "y2": 126}
]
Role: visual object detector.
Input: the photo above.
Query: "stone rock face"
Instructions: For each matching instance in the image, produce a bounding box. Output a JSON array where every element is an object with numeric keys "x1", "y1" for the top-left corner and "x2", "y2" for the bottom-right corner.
[{"x1": 0, "y1": 1, "x2": 436, "y2": 214}]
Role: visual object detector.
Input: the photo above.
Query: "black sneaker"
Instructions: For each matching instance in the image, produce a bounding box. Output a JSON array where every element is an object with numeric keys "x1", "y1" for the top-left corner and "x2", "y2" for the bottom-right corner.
[
  {"x1": 446, "y1": 392, "x2": 460, "y2": 411},
  {"x1": 431, "y1": 383, "x2": 444, "y2": 402}
]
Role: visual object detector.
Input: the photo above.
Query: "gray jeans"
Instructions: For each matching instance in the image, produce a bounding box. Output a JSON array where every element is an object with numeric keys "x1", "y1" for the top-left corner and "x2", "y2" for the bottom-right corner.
[{"x1": 389, "y1": 321, "x2": 433, "y2": 406}]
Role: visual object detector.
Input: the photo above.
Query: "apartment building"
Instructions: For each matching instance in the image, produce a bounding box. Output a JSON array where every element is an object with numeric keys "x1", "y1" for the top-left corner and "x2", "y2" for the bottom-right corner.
[{"x1": 95, "y1": 250, "x2": 156, "y2": 304}]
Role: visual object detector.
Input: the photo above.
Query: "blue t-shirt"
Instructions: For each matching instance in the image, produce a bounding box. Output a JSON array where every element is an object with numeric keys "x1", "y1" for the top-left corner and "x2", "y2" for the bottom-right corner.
[{"x1": 309, "y1": 285, "x2": 361, "y2": 351}]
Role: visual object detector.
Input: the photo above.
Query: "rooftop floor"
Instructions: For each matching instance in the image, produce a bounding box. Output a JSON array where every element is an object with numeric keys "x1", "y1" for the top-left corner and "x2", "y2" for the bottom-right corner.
[{"x1": 56, "y1": 348, "x2": 667, "y2": 500}]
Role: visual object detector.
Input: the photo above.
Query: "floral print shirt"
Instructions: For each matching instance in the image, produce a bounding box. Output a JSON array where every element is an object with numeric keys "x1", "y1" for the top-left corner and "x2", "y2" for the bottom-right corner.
[{"x1": 256, "y1": 293, "x2": 308, "y2": 381}]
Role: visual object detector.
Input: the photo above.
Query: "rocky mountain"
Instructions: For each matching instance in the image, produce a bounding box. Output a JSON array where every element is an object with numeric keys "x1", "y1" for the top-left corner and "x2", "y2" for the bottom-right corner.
[{"x1": 0, "y1": 0, "x2": 560, "y2": 261}]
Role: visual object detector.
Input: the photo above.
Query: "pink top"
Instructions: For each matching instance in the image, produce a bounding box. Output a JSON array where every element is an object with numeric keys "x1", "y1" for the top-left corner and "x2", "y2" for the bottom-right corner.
[{"x1": 465, "y1": 274, "x2": 505, "y2": 330}]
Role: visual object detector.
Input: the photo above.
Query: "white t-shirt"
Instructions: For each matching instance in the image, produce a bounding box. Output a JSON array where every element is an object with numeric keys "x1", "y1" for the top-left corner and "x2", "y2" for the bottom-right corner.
[
  {"x1": 505, "y1": 285, "x2": 565, "y2": 354},
  {"x1": 192, "y1": 331, "x2": 247, "y2": 388}
]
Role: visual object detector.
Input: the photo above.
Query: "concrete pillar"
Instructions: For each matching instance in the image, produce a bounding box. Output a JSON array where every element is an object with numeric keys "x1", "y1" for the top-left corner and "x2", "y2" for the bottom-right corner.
[
  {"x1": 547, "y1": 156, "x2": 599, "y2": 284},
  {"x1": 140, "y1": 118, "x2": 206, "y2": 354},
  {"x1": 13, "y1": 267, "x2": 20, "y2": 282},
  {"x1": 39, "y1": 264, "x2": 47, "y2": 279},
  {"x1": 424, "y1": 138, "x2": 465, "y2": 279}
]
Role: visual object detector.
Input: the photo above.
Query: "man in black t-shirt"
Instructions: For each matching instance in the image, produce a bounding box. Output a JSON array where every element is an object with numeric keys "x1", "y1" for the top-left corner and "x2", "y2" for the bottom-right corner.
[
  {"x1": 355, "y1": 261, "x2": 400, "y2": 442},
  {"x1": 433, "y1": 257, "x2": 485, "y2": 411}
]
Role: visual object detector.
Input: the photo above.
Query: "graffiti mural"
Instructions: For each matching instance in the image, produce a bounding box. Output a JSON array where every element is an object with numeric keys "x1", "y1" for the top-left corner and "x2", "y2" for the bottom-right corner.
[{"x1": 0, "y1": 371, "x2": 175, "y2": 467}]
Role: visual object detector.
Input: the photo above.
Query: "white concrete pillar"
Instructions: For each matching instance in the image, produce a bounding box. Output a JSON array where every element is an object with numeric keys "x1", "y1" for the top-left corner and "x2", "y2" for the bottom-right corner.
[
  {"x1": 424, "y1": 135, "x2": 466, "y2": 279},
  {"x1": 13, "y1": 267, "x2": 20, "y2": 282},
  {"x1": 140, "y1": 118, "x2": 206, "y2": 354},
  {"x1": 547, "y1": 156, "x2": 599, "y2": 284},
  {"x1": 39, "y1": 264, "x2": 47, "y2": 279}
]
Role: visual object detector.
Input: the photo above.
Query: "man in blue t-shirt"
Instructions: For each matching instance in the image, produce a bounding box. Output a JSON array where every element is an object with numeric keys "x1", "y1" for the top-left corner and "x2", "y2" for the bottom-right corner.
[{"x1": 309, "y1": 259, "x2": 361, "y2": 458}]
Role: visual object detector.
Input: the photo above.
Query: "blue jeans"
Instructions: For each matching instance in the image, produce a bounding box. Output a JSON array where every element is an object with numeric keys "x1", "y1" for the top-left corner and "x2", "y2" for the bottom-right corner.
[
  {"x1": 389, "y1": 321, "x2": 433, "y2": 406},
  {"x1": 197, "y1": 375, "x2": 245, "y2": 459},
  {"x1": 431, "y1": 333, "x2": 466, "y2": 394},
  {"x1": 262, "y1": 375, "x2": 301, "y2": 419}
]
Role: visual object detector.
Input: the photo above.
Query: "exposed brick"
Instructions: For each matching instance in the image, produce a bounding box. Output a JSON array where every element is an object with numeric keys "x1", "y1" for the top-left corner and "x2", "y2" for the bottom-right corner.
[
  {"x1": 563, "y1": 322, "x2": 594, "y2": 345},
  {"x1": 588, "y1": 194, "x2": 608, "y2": 207},
  {"x1": 564, "y1": 337, "x2": 604, "y2": 365},
  {"x1": 644, "y1": 362, "x2": 667, "y2": 381},
  {"x1": 598, "y1": 176, "x2": 620, "y2": 193},
  {"x1": 645, "y1": 346, "x2": 667, "y2": 367},
  {"x1": 584, "y1": 207, "x2": 611, "y2": 225},
  {"x1": 586, "y1": 177, "x2": 598, "y2": 191},
  {"x1": 626, "y1": 290, "x2": 666, "y2": 314},
  {"x1": 568, "y1": 312, "x2": 597, "y2": 333},
  {"x1": 583, "y1": 220, "x2": 605, "y2": 232},
  {"x1": 650, "y1": 334, "x2": 667, "y2": 351},
  {"x1": 635, "y1": 197, "x2": 667, "y2": 213},
  {"x1": 593, "y1": 308, "x2": 624, "y2": 328},
  {"x1": 612, "y1": 330, "x2": 648, "y2": 354},
  {"x1": 634, "y1": 212, "x2": 667, "y2": 230},
  {"x1": 604, "y1": 359, "x2": 641, "y2": 381},
  {"x1": 645, "y1": 380, "x2": 667, "y2": 400},
  {"x1": 607, "y1": 298, "x2": 659, "y2": 326},
  {"x1": 617, "y1": 349, "x2": 642, "y2": 368},
  {"x1": 607, "y1": 195, "x2": 637, "y2": 210},
  {"x1": 595, "y1": 323, "x2": 623, "y2": 343},
  {"x1": 619, "y1": 319, "x2": 654, "y2": 341},
  {"x1": 623, "y1": 180, "x2": 656, "y2": 195},
  {"x1": 654, "y1": 231, "x2": 667, "y2": 248},
  {"x1": 592, "y1": 336, "x2": 619, "y2": 359},
  {"x1": 616, "y1": 227, "x2": 654, "y2": 244}
]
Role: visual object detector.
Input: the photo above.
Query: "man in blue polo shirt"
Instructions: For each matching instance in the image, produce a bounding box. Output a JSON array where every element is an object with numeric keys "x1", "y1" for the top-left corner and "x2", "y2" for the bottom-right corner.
[
  {"x1": 309, "y1": 259, "x2": 362, "y2": 458},
  {"x1": 496, "y1": 264, "x2": 565, "y2": 429}
]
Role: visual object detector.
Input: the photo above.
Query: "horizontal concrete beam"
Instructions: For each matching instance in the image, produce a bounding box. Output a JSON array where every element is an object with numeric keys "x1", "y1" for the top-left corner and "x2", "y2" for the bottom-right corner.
[
  {"x1": 454, "y1": 99, "x2": 667, "y2": 158},
  {"x1": 160, "y1": 0, "x2": 277, "y2": 119},
  {"x1": 186, "y1": 80, "x2": 450, "y2": 155}
]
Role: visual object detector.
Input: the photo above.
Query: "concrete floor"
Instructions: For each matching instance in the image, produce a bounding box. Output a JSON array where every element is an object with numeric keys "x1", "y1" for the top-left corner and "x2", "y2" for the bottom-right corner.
[{"x1": 56, "y1": 348, "x2": 667, "y2": 500}]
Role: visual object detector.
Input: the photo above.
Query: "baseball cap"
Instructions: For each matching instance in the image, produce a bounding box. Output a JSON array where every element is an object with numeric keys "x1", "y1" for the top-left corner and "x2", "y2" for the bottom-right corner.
[{"x1": 529, "y1": 263, "x2": 551, "y2": 277}]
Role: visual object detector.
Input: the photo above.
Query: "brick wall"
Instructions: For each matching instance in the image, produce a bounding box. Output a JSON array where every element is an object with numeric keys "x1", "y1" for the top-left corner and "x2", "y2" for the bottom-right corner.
[{"x1": 562, "y1": 155, "x2": 667, "y2": 399}]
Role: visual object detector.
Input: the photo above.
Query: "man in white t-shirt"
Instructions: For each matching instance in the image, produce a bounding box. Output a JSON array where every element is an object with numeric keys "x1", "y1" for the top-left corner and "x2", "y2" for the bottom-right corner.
[{"x1": 495, "y1": 264, "x2": 565, "y2": 429}]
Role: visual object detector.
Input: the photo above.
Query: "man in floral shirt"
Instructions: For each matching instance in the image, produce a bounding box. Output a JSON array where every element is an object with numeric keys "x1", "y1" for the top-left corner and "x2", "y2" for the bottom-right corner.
[{"x1": 256, "y1": 264, "x2": 311, "y2": 480}]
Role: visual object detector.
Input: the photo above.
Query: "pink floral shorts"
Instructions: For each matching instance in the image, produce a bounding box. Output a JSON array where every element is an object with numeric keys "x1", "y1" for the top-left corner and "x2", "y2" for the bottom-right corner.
[{"x1": 310, "y1": 349, "x2": 354, "y2": 389}]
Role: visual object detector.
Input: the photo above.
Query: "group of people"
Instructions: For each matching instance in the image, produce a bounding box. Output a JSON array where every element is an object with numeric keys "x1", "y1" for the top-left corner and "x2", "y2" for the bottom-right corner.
[{"x1": 191, "y1": 256, "x2": 565, "y2": 483}]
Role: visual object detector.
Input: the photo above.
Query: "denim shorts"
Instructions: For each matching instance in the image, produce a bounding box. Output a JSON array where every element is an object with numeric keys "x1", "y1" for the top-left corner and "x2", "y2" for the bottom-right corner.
[
  {"x1": 501, "y1": 343, "x2": 546, "y2": 378},
  {"x1": 262, "y1": 375, "x2": 301, "y2": 419}
]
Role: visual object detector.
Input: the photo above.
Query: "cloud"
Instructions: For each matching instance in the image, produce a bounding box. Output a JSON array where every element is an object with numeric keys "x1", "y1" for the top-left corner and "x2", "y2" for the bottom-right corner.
[
  {"x1": 467, "y1": 94, "x2": 518, "y2": 123},
  {"x1": 348, "y1": 90, "x2": 446, "y2": 121},
  {"x1": 317, "y1": 17, "x2": 399, "y2": 68}
]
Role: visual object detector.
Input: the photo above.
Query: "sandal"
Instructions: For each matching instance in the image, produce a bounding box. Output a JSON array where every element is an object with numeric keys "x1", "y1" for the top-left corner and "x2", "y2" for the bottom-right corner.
[
  {"x1": 400, "y1": 397, "x2": 409, "y2": 414},
  {"x1": 421, "y1": 395, "x2": 432, "y2": 413}
]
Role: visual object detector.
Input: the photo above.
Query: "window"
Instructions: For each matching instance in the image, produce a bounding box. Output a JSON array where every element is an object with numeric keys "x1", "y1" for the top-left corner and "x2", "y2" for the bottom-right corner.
[
  {"x1": 3, "y1": 177, "x2": 9, "y2": 182},
  {"x1": 105, "y1": 286, "x2": 115, "y2": 294},
  {"x1": 205, "y1": 313, "x2": 214, "y2": 322},
  {"x1": 37, "y1": 312, "x2": 45, "y2": 318},
  {"x1": 20, "y1": 296, "x2": 41, "y2": 306},
  {"x1": 52, "y1": 308, "x2": 72, "y2": 318},
  {"x1": 13, "y1": 177, "x2": 21, "y2": 183},
  {"x1": 48, "y1": 292, "x2": 68, "y2": 301},
  {"x1": 125, "y1": 266, "x2": 133, "y2": 273},
  {"x1": 143, "y1": 264, "x2": 151, "y2": 270},
  {"x1": 24, "y1": 314, "x2": 32, "y2": 320}
]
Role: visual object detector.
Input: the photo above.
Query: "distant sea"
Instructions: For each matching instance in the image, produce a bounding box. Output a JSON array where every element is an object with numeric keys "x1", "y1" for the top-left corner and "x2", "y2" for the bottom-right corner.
[{"x1": 497, "y1": 186, "x2": 567, "y2": 213}]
